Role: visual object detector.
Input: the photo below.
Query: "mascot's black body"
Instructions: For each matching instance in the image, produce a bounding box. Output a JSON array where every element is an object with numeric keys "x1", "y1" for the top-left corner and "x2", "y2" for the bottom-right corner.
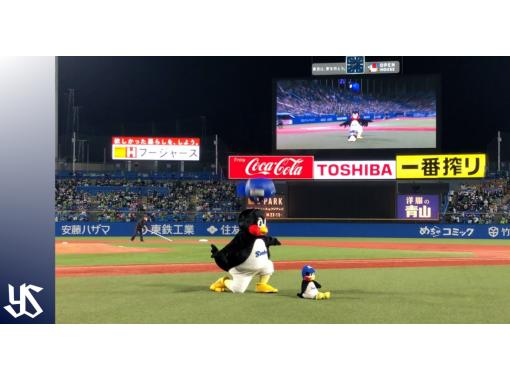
[
  {"x1": 297, "y1": 279, "x2": 323, "y2": 298},
  {"x1": 211, "y1": 209, "x2": 280, "y2": 271},
  {"x1": 339, "y1": 111, "x2": 372, "y2": 128}
]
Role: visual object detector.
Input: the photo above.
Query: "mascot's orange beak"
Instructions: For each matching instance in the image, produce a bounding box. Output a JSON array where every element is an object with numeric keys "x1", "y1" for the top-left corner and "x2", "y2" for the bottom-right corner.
[{"x1": 249, "y1": 224, "x2": 268, "y2": 236}]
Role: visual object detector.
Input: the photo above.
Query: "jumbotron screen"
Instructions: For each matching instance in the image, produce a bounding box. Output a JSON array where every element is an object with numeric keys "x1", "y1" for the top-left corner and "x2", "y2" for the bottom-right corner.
[{"x1": 275, "y1": 75, "x2": 438, "y2": 150}]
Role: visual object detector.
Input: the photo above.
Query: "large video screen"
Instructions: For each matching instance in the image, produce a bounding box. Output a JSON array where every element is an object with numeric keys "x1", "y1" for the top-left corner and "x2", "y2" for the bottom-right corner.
[{"x1": 275, "y1": 75, "x2": 438, "y2": 150}]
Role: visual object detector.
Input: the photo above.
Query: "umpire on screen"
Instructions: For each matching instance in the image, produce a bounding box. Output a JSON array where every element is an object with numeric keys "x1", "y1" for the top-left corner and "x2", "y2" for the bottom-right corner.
[{"x1": 130, "y1": 215, "x2": 150, "y2": 242}]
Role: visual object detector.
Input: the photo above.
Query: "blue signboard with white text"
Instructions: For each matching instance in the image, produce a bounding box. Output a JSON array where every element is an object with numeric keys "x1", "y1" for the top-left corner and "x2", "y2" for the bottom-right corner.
[
  {"x1": 397, "y1": 194, "x2": 440, "y2": 220},
  {"x1": 55, "y1": 222, "x2": 510, "y2": 240}
]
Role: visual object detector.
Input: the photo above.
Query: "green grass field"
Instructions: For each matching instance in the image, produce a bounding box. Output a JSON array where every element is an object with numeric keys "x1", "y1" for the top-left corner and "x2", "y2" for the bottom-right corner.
[
  {"x1": 55, "y1": 236, "x2": 510, "y2": 323},
  {"x1": 276, "y1": 118, "x2": 436, "y2": 150}
]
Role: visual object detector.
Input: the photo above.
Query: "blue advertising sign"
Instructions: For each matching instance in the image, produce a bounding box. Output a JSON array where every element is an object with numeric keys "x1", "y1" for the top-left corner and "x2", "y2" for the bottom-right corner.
[
  {"x1": 55, "y1": 222, "x2": 510, "y2": 240},
  {"x1": 397, "y1": 194, "x2": 439, "y2": 220}
]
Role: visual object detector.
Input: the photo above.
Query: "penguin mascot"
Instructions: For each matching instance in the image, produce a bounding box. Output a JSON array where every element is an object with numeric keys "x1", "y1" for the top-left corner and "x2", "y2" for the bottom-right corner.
[
  {"x1": 209, "y1": 208, "x2": 281, "y2": 293},
  {"x1": 297, "y1": 265, "x2": 331, "y2": 300},
  {"x1": 340, "y1": 110, "x2": 372, "y2": 142}
]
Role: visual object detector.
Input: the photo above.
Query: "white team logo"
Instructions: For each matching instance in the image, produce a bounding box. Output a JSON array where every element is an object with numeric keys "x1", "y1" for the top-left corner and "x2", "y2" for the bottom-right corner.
[
  {"x1": 4, "y1": 284, "x2": 44, "y2": 319},
  {"x1": 488, "y1": 227, "x2": 500, "y2": 238}
]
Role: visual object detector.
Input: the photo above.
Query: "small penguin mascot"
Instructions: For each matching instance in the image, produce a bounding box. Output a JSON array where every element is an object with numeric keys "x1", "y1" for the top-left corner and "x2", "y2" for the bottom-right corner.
[
  {"x1": 209, "y1": 208, "x2": 281, "y2": 293},
  {"x1": 297, "y1": 265, "x2": 331, "y2": 300}
]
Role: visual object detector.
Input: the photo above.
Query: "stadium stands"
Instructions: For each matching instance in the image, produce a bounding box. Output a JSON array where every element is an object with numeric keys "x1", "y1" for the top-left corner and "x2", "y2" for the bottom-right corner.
[
  {"x1": 55, "y1": 176, "x2": 242, "y2": 223},
  {"x1": 276, "y1": 80, "x2": 436, "y2": 118},
  {"x1": 444, "y1": 179, "x2": 510, "y2": 224},
  {"x1": 56, "y1": 172, "x2": 510, "y2": 224}
]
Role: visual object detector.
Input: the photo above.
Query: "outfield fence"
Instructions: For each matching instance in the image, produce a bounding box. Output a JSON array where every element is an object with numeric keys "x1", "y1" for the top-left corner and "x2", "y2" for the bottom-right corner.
[{"x1": 55, "y1": 221, "x2": 510, "y2": 239}]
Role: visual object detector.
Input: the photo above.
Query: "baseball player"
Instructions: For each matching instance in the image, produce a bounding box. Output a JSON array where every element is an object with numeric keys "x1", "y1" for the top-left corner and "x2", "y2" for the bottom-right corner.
[{"x1": 130, "y1": 215, "x2": 149, "y2": 242}]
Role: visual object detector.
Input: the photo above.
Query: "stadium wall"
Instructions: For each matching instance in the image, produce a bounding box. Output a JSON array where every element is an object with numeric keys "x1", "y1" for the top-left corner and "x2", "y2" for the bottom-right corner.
[
  {"x1": 56, "y1": 222, "x2": 510, "y2": 239},
  {"x1": 287, "y1": 181, "x2": 396, "y2": 218}
]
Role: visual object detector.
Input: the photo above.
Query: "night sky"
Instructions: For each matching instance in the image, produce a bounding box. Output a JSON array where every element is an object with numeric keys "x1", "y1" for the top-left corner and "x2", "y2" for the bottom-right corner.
[{"x1": 58, "y1": 57, "x2": 510, "y2": 161}]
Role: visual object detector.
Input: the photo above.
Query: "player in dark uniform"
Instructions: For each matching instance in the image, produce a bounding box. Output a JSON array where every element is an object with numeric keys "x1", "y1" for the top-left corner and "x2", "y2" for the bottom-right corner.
[{"x1": 130, "y1": 215, "x2": 149, "y2": 242}]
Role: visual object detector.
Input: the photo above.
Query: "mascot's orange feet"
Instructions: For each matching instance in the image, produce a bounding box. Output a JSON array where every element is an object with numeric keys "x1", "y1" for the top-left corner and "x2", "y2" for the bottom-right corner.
[
  {"x1": 209, "y1": 276, "x2": 229, "y2": 292},
  {"x1": 255, "y1": 283, "x2": 278, "y2": 293}
]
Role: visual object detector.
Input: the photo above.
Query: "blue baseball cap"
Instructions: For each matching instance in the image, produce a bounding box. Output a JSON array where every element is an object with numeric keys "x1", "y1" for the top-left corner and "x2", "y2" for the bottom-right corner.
[{"x1": 301, "y1": 265, "x2": 316, "y2": 277}]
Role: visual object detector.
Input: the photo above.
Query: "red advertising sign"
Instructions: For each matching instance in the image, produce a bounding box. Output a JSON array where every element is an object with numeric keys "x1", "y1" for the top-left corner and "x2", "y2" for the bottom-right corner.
[{"x1": 228, "y1": 156, "x2": 314, "y2": 180}]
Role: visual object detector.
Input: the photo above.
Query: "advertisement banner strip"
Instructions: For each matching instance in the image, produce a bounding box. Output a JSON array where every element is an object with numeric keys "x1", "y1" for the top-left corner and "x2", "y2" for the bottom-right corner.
[
  {"x1": 56, "y1": 222, "x2": 510, "y2": 240},
  {"x1": 314, "y1": 161, "x2": 396, "y2": 180},
  {"x1": 228, "y1": 156, "x2": 315, "y2": 180},
  {"x1": 396, "y1": 153, "x2": 486, "y2": 179}
]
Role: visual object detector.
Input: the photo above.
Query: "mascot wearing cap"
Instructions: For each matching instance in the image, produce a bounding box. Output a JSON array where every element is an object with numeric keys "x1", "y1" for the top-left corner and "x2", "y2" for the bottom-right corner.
[
  {"x1": 297, "y1": 265, "x2": 331, "y2": 300},
  {"x1": 209, "y1": 208, "x2": 281, "y2": 293}
]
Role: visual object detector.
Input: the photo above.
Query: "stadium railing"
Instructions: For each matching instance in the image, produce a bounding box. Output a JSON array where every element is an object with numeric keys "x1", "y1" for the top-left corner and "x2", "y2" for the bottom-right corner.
[
  {"x1": 56, "y1": 171, "x2": 221, "y2": 181},
  {"x1": 55, "y1": 210, "x2": 240, "y2": 223}
]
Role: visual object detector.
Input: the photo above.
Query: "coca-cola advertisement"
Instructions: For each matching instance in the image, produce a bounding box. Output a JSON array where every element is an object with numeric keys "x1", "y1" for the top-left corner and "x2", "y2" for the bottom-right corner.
[{"x1": 228, "y1": 155, "x2": 314, "y2": 180}]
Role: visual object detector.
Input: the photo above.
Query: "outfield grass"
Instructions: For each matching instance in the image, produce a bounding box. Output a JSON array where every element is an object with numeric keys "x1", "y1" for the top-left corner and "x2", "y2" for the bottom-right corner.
[
  {"x1": 57, "y1": 265, "x2": 510, "y2": 323},
  {"x1": 55, "y1": 237, "x2": 475, "y2": 267},
  {"x1": 55, "y1": 237, "x2": 510, "y2": 323}
]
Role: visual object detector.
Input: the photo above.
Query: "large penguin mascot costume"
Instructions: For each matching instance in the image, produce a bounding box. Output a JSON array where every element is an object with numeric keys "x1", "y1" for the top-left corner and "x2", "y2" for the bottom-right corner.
[
  {"x1": 209, "y1": 208, "x2": 281, "y2": 293},
  {"x1": 340, "y1": 110, "x2": 372, "y2": 142}
]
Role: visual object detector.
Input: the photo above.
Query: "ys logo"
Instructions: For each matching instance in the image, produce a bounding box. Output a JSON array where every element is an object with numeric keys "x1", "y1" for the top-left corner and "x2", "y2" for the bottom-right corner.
[{"x1": 4, "y1": 283, "x2": 44, "y2": 319}]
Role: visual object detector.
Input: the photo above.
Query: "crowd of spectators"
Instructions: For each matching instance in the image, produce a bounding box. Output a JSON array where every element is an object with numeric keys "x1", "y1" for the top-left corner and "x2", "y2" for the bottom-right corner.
[
  {"x1": 55, "y1": 178, "x2": 241, "y2": 223},
  {"x1": 444, "y1": 179, "x2": 510, "y2": 224},
  {"x1": 276, "y1": 81, "x2": 436, "y2": 117},
  {"x1": 57, "y1": 175, "x2": 510, "y2": 225}
]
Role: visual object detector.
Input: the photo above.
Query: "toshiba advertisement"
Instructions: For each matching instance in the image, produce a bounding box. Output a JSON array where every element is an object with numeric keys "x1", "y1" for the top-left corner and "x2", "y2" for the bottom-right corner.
[
  {"x1": 228, "y1": 156, "x2": 396, "y2": 180},
  {"x1": 314, "y1": 161, "x2": 396, "y2": 180}
]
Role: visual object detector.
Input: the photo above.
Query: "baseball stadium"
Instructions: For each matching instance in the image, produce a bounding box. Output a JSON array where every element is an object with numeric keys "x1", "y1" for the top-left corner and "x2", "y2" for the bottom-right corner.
[{"x1": 55, "y1": 57, "x2": 510, "y2": 324}]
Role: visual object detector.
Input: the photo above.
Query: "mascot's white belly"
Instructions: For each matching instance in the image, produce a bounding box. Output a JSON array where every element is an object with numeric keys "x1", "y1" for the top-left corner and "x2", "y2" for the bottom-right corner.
[
  {"x1": 349, "y1": 120, "x2": 362, "y2": 133},
  {"x1": 302, "y1": 281, "x2": 319, "y2": 299},
  {"x1": 235, "y1": 238, "x2": 270, "y2": 273}
]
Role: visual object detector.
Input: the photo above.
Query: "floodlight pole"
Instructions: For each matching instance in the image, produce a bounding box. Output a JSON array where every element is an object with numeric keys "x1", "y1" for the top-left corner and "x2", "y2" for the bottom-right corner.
[
  {"x1": 498, "y1": 130, "x2": 502, "y2": 172},
  {"x1": 72, "y1": 131, "x2": 76, "y2": 175},
  {"x1": 214, "y1": 134, "x2": 218, "y2": 176}
]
